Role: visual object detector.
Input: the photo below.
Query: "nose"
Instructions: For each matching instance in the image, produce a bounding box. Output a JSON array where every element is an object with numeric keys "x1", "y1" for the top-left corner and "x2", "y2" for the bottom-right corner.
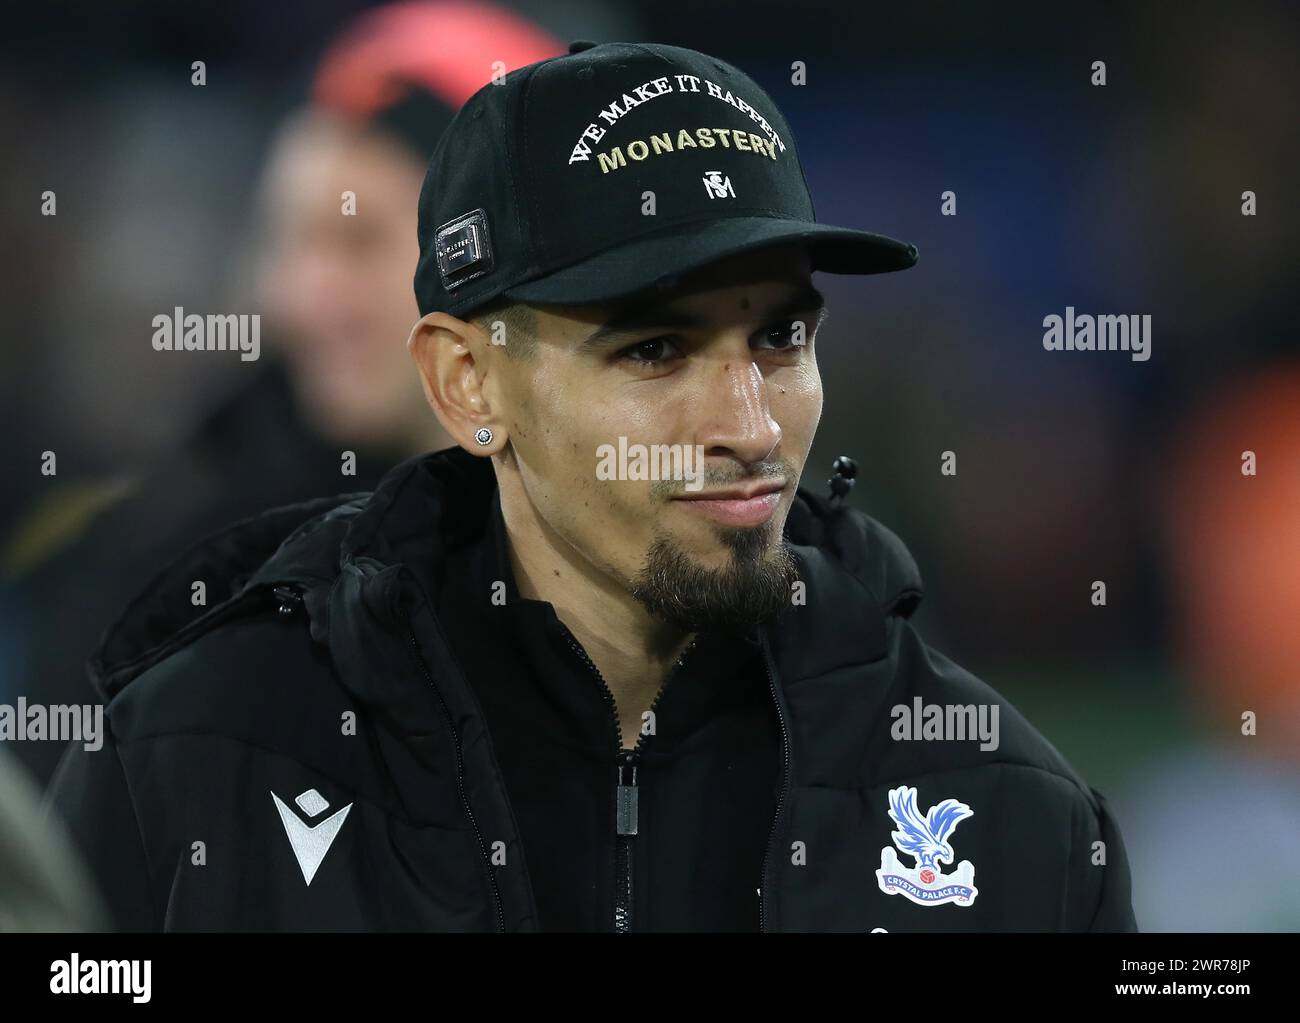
[{"x1": 696, "y1": 356, "x2": 782, "y2": 466}]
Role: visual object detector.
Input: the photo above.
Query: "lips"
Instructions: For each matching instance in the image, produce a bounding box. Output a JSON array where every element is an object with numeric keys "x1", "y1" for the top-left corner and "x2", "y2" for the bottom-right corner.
[
  {"x1": 674, "y1": 482, "x2": 785, "y2": 527},
  {"x1": 682, "y1": 481, "x2": 785, "y2": 502}
]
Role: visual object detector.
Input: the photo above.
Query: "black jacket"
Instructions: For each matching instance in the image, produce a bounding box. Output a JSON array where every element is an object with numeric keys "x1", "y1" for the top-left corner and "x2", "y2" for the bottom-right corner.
[{"x1": 45, "y1": 446, "x2": 1137, "y2": 932}]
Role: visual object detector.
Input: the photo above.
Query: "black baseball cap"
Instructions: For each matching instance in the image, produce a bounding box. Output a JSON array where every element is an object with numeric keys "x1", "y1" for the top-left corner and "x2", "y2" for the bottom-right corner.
[{"x1": 415, "y1": 40, "x2": 917, "y2": 318}]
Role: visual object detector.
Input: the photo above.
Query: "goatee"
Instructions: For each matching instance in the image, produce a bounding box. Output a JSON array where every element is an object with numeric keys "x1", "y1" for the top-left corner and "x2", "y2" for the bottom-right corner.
[{"x1": 627, "y1": 519, "x2": 799, "y2": 633}]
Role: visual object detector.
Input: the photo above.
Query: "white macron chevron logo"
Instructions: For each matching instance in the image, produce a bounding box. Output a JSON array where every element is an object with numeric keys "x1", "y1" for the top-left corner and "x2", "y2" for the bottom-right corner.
[{"x1": 272, "y1": 788, "x2": 352, "y2": 886}]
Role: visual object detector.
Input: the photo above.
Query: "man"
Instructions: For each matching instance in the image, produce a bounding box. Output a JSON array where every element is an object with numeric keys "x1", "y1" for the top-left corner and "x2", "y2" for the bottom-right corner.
[{"x1": 46, "y1": 41, "x2": 1137, "y2": 932}]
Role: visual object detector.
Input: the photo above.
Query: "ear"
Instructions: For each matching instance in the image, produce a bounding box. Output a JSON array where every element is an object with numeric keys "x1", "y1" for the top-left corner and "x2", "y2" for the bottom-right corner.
[{"x1": 407, "y1": 312, "x2": 505, "y2": 455}]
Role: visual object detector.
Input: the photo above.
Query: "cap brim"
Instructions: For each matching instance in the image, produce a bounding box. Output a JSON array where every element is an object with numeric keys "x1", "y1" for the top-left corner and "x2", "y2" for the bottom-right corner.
[{"x1": 501, "y1": 216, "x2": 916, "y2": 307}]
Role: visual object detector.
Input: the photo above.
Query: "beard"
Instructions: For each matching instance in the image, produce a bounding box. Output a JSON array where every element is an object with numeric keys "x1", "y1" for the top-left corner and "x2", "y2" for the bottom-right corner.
[{"x1": 626, "y1": 517, "x2": 800, "y2": 633}]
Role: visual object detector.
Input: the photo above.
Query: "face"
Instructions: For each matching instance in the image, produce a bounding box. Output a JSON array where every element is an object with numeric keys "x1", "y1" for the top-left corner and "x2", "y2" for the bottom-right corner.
[
  {"x1": 494, "y1": 244, "x2": 825, "y2": 631},
  {"x1": 255, "y1": 110, "x2": 430, "y2": 449}
]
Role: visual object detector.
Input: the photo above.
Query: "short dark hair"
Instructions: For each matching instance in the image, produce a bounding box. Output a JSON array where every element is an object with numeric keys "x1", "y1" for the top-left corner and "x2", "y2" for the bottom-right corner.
[{"x1": 469, "y1": 297, "x2": 537, "y2": 359}]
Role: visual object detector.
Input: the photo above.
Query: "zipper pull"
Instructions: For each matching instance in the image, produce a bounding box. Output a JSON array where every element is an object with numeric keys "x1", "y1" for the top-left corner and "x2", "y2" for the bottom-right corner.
[{"x1": 615, "y1": 749, "x2": 639, "y2": 837}]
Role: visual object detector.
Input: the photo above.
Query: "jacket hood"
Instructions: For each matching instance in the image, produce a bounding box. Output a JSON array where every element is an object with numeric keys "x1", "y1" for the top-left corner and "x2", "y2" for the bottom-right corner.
[{"x1": 90, "y1": 446, "x2": 924, "y2": 700}]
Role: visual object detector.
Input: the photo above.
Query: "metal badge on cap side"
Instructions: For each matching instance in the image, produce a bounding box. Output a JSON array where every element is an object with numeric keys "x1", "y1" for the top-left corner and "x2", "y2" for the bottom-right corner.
[{"x1": 435, "y1": 208, "x2": 493, "y2": 290}]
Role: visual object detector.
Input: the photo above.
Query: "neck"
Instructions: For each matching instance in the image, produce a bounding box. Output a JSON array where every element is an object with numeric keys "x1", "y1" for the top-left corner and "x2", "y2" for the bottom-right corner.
[{"x1": 496, "y1": 470, "x2": 694, "y2": 748}]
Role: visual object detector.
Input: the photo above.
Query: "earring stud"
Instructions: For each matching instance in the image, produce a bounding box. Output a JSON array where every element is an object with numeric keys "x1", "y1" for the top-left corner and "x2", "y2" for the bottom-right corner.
[{"x1": 474, "y1": 427, "x2": 493, "y2": 446}]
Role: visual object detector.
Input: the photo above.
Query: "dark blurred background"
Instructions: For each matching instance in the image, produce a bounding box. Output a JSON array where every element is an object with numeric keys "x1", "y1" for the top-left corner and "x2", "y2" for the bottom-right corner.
[{"x1": 1, "y1": 0, "x2": 1297, "y2": 930}]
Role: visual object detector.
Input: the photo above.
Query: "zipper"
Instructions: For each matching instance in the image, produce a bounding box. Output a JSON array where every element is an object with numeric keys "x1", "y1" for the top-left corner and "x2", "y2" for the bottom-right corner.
[
  {"x1": 561, "y1": 625, "x2": 697, "y2": 933},
  {"x1": 399, "y1": 606, "x2": 507, "y2": 933},
  {"x1": 613, "y1": 748, "x2": 637, "y2": 933},
  {"x1": 757, "y1": 641, "x2": 791, "y2": 933}
]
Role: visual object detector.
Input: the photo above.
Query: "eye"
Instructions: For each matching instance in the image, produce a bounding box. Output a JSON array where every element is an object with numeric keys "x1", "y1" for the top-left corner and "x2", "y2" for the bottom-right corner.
[
  {"x1": 617, "y1": 336, "x2": 682, "y2": 366},
  {"x1": 755, "y1": 312, "x2": 823, "y2": 351},
  {"x1": 755, "y1": 322, "x2": 797, "y2": 350}
]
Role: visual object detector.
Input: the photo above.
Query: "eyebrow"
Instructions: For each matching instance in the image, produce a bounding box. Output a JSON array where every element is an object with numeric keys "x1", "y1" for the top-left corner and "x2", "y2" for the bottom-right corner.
[{"x1": 577, "y1": 282, "x2": 826, "y2": 353}]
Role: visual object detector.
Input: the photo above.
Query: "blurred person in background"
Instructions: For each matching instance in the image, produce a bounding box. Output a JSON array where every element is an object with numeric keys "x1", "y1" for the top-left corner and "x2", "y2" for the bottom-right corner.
[
  {"x1": 1115, "y1": 362, "x2": 1300, "y2": 931},
  {"x1": 1, "y1": 1, "x2": 562, "y2": 788}
]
